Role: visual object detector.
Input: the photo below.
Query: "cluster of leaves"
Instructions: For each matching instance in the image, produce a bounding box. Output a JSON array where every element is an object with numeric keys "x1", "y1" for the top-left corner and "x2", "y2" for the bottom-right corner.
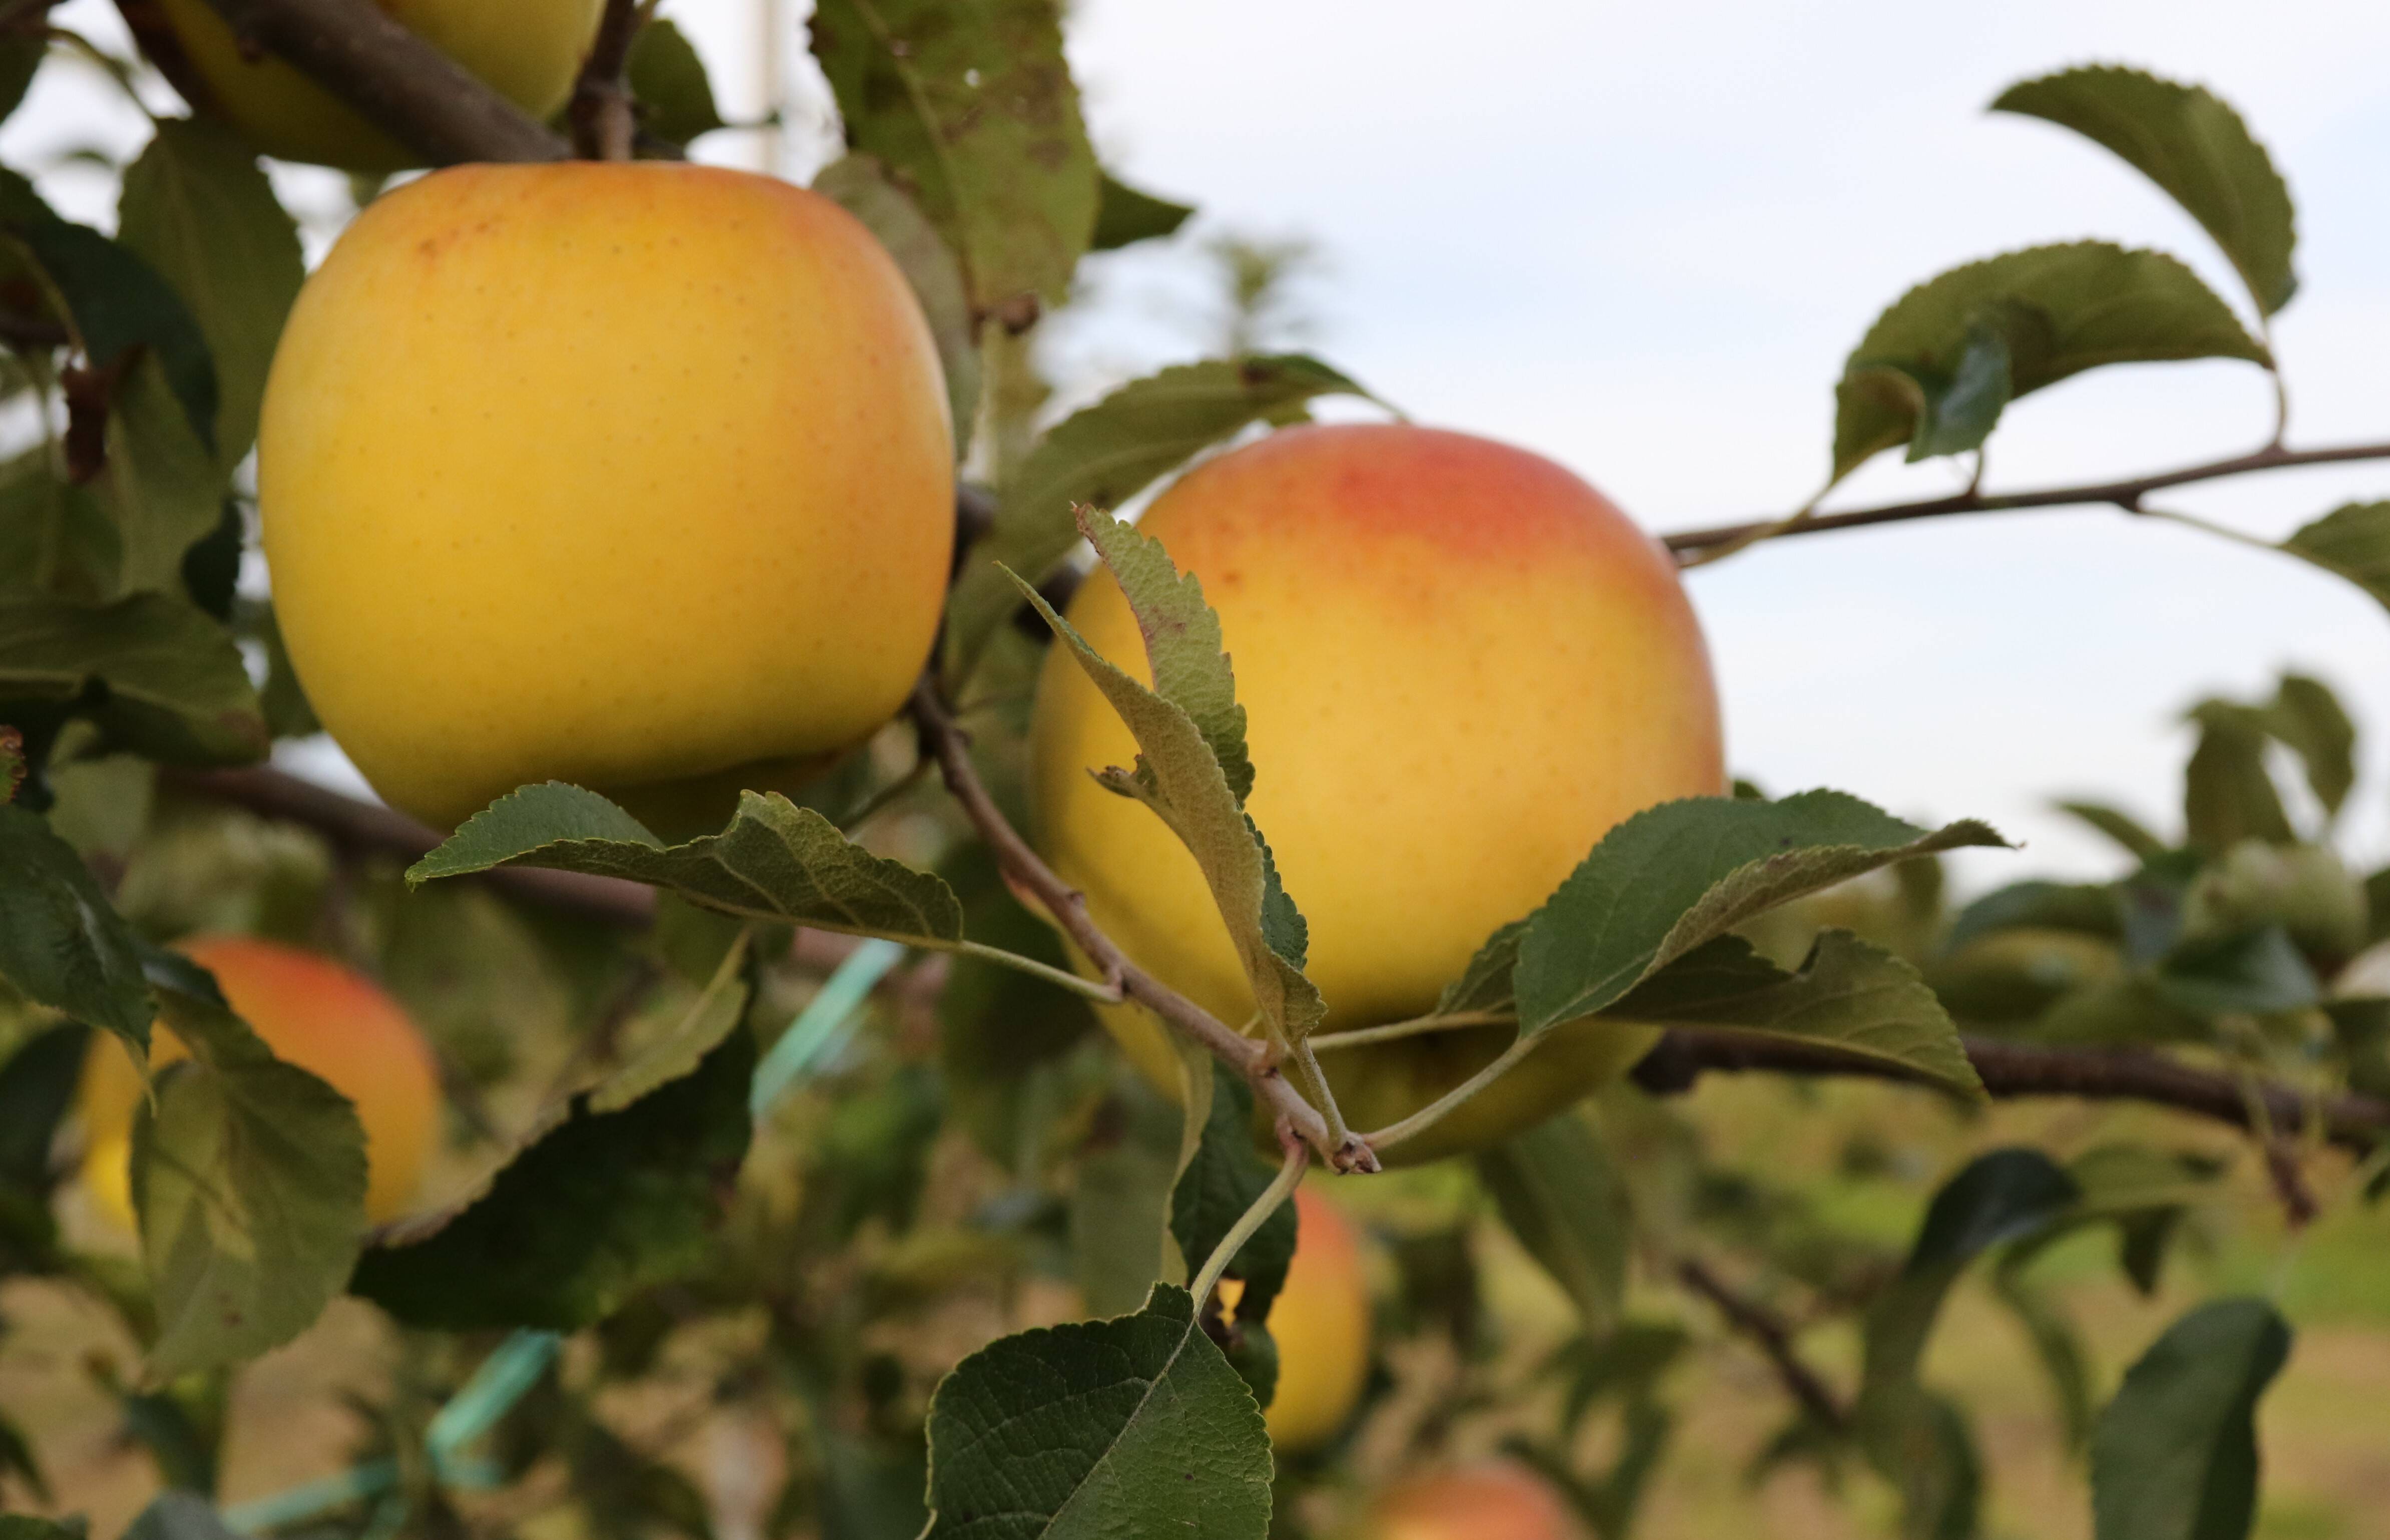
[{"x1": 0, "y1": 10, "x2": 2379, "y2": 1540}]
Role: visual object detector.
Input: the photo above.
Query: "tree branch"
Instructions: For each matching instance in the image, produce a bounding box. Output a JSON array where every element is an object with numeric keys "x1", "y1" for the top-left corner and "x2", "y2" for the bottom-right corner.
[
  {"x1": 1674, "y1": 1257, "x2": 1848, "y2": 1434},
  {"x1": 1661, "y1": 439, "x2": 2390, "y2": 559},
  {"x1": 1631, "y1": 1028, "x2": 2390, "y2": 1157},
  {"x1": 567, "y1": 0, "x2": 644, "y2": 162},
  {"x1": 907, "y1": 678, "x2": 1378, "y2": 1173},
  {"x1": 182, "y1": 0, "x2": 567, "y2": 165}
]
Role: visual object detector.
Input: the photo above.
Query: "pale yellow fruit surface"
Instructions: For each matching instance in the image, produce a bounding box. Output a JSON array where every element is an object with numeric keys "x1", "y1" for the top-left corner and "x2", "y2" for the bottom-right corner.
[
  {"x1": 1030, "y1": 423, "x2": 1724, "y2": 1161},
  {"x1": 153, "y1": 0, "x2": 604, "y2": 170},
  {"x1": 261, "y1": 163, "x2": 954, "y2": 833}
]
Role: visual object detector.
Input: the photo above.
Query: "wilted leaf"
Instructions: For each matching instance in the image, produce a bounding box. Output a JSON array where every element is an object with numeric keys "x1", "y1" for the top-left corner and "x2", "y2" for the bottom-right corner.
[
  {"x1": 350, "y1": 1027, "x2": 752, "y2": 1330},
  {"x1": 946, "y1": 354, "x2": 1372, "y2": 677},
  {"x1": 2280, "y1": 502, "x2": 2390, "y2": 614},
  {"x1": 1834, "y1": 242, "x2": 2267, "y2": 476},
  {"x1": 136, "y1": 985, "x2": 369, "y2": 1377},
  {"x1": 411, "y1": 782, "x2": 964, "y2": 946},
  {"x1": 1092, "y1": 171, "x2": 1193, "y2": 250},
  {"x1": 1513, "y1": 791, "x2": 2005, "y2": 1037},
  {"x1": 626, "y1": 18, "x2": 725, "y2": 147},
  {"x1": 117, "y1": 117, "x2": 303, "y2": 469},
  {"x1": 811, "y1": 0, "x2": 1097, "y2": 316},
  {"x1": 0, "y1": 590, "x2": 266, "y2": 764},
  {"x1": 1476, "y1": 1109, "x2": 1630, "y2": 1331},
  {"x1": 0, "y1": 804, "x2": 154, "y2": 1049},
  {"x1": 1615, "y1": 931, "x2": 1985, "y2": 1098},
  {"x1": 2091, "y1": 1298, "x2": 2289, "y2": 1540},
  {"x1": 814, "y1": 153, "x2": 981, "y2": 443},
  {"x1": 8, "y1": 215, "x2": 217, "y2": 451},
  {"x1": 917, "y1": 1283, "x2": 1272, "y2": 1540},
  {"x1": 1015, "y1": 509, "x2": 1324, "y2": 1049},
  {"x1": 1171, "y1": 1076, "x2": 1297, "y2": 1326},
  {"x1": 1993, "y1": 66, "x2": 2297, "y2": 314}
]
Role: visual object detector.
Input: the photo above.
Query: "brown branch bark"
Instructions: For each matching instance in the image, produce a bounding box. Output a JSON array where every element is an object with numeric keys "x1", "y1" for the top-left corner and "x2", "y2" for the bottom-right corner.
[
  {"x1": 567, "y1": 0, "x2": 644, "y2": 162},
  {"x1": 907, "y1": 679, "x2": 1378, "y2": 1173},
  {"x1": 1675, "y1": 1257, "x2": 1848, "y2": 1433},
  {"x1": 1631, "y1": 1028, "x2": 2390, "y2": 1157},
  {"x1": 185, "y1": 0, "x2": 567, "y2": 165},
  {"x1": 1661, "y1": 439, "x2": 2390, "y2": 559}
]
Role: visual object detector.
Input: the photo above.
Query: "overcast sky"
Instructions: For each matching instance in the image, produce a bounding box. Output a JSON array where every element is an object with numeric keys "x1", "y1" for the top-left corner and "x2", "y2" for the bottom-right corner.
[{"x1": 17, "y1": 1, "x2": 2390, "y2": 892}]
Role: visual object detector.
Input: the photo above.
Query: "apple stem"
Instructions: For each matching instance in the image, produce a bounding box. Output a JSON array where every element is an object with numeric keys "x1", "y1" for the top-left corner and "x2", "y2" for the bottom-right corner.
[{"x1": 570, "y1": 0, "x2": 650, "y2": 162}]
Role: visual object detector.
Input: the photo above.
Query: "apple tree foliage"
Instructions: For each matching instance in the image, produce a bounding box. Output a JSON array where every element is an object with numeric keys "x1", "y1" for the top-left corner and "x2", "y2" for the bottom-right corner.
[{"x1": 0, "y1": 9, "x2": 2381, "y2": 1539}]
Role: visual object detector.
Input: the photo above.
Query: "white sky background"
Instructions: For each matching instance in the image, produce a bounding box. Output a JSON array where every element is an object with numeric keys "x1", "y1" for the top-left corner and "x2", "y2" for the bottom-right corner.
[{"x1": 11, "y1": 1, "x2": 2390, "y2": 895}]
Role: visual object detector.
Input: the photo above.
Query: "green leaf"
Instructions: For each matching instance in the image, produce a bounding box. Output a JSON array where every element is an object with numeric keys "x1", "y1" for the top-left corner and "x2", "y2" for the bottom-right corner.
[
  {"x1": 2154, "y1": 926, "x2": 2317, "y2": 1017},
  {"x1": 410, "y1": 782, "x2": 964, "y2": 945},
  {"x1": 1862, "y1": 1149, "x2": 2082, "y2": 1399},
  {"x1": 1859, "y1": 1149, "x2": 2079, "y2": 1540},
  {"x1": 2265, "y1": 674, "x2": 2355, "y2": 819},
  {"x1": 1833, "y1": 243, "x2": 2268, "y2": 477},
  {"x1": 2183, "y1": 702, "x2": 2291, "y2": 852},
  {"x1": 810, "y1": 0, "x2": 1097, "y2": 317},
  {"x1": 1991, "y1": 1261, "x2": 2096, "y2": 1452},
  {"x1": 1170, "y1": 1076, "x2": 1298, "y2": 1325},
  {"x1": 0, "y1": 1409, "x2": 47, "y2": 1503},
  {"x1": 0, "y1": 590, "x2": 267, "y2": 764},
  {"x1": 1475, "y1": 1109, "x2": 1630, "y2": 1331},
  {"x1": 350, "y1": 1025, "x2": 753, "y2": 1330},
  {"x1": 0, "y1": 1022, "x2": 89, "y2": 1191},
  {"x1": 2280, "y1": 502, "x2": 2390, "y2": 614},
  {"x1": 1992, "y1": 66, "x2": 2297, "y2": 315},
  {"x1": 1014, "y1": 510, "x2": 1324, "y2": 1049},
  {"x1": 944, "y1": 354, "x2": 1372, "y2": 678},
  {"x1": 585, "y1": 926, "x2": 751, "y2": 1114},
  {"x1": 136, "y1": 984, "x2": 368, "y2": 1378},
  {"x1": 1614, "y1": 931, "x2": 1985, "y2": 1098},
  {"x1": 0, "y1": 804, "x2": 153, "y2": 1049},
  {"x1": 2054, "y1": 801, "x2": 2168, "y2": 861},
  {"x1": 8, "y1": 216, "x2": 217, "y2": 453},
  {"x1": 0, "y1": 443, "x2": 120, "y2": 601},
  {"x1": 116, "y1": 118, "x2": 303, "y2": 470},
  {"x1": 625, "y1": 18, "x2": 725, "y2": 147},
  {"x1": 98, "y1": 352, "x2": 228, "y2": 596},
  {"x1": 1435, "y1": 919, "x2": 1527, "y2": 1015},
  {"x1": 1513, "y1": 791, "x2": 2005, "y2": 1037},
  {"x1": 1092, "y1": 171, "x2": 1193, "y2": 250},
  {"x1": 918, "y1": 1283, "x2": 1272, "y2": 1540},
  {"x1": 813, "y1": 153, "x2": 981, "y2": 448},
  {"x1": 1944, "y1": 880, "x2": 2123, "y2": 954},
  {"x1": 1071, "y1": 1078, "x2": 1185, "y2": 1319},
  {"x1": 2091, "y1": 1298, "x2": 2289, "y2": 1540}
]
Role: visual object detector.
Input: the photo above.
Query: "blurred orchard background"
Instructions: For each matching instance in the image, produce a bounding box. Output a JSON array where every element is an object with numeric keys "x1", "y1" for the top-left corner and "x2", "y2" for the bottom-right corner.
[{"x1": 7, "y1": 3, "x2": 2390, "y2": 1538}]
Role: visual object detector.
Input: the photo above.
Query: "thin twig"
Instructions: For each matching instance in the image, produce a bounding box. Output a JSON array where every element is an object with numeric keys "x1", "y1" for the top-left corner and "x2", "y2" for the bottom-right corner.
[
  {"x1": 1676, "y1": 1257, "x2": 1848, "y2": 1434},
  {"x1": 567, "y1": 0, "x2": 645, "y2": 162},
  {"x1": 908, "y1": 678, "x2": 1378, "y2": 1173},
  {"x1": 1661, "y1": 438, "x2": 2390, "y2": 560},
  {"x1": 1190, "y1": 1126, "x2": 1308, "y2": 1306},
  {"x1": 180, "y1": 0, "x2": 568, "y2": 164},
  {"x1": 1309, "y1": 1007, "x2": 1516, "y2": 1051}
]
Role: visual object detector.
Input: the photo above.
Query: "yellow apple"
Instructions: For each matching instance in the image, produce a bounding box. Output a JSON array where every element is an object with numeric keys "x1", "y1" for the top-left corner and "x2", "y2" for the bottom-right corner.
[
  {"x1": 135, "y1": 0, "x2": 606, "y2": 171},
  {"x1": 1220, "y1": 1186, "x2": 1373, "y2": 1452},
  {"x1": 1362, "y1": 1464, "x2": 1579, "y2": 1540},
  {"x1": 261, "y1": 162, "x2": 954, "y2": 834},
  {"x1": 79, "y1": 935, "x2": 443, "y2": 1227},
  {"x1": 1029, "y1": 423, "x2": 1723, "y2": 1161}
]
